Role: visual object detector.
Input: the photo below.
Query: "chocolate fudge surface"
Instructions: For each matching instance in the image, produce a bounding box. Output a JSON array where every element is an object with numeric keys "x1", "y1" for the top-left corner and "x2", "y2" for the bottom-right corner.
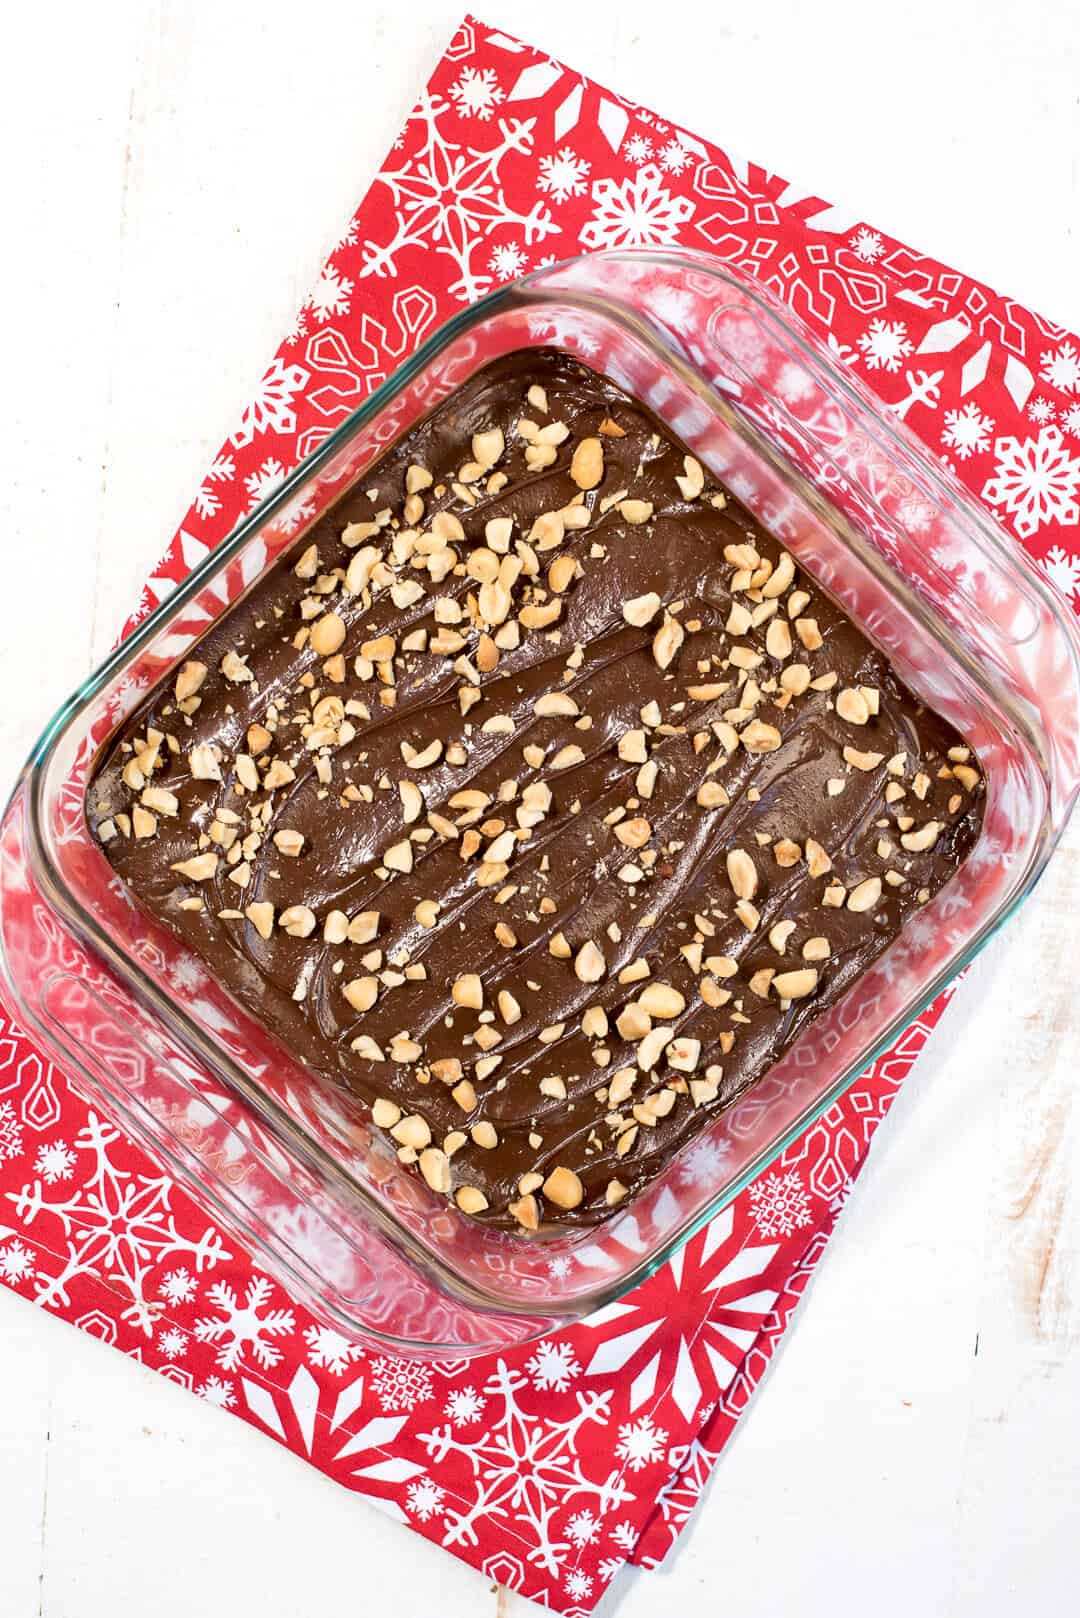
[{"x1": 87, "y1": 349, "x2": 983, "y2": 1230}]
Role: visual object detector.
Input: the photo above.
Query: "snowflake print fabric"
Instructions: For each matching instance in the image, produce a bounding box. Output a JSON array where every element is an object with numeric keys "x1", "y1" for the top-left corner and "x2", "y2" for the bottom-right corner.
[
  {"x1": 981, "y1": 426, "x2": 1080, "y2": 539},
  {"x1": 526, "y1": 1340, "x2": 582, "y2": 1393},
  {"x1": 34, "y1": 1139, "x2": 76, "y2": 1183},
  {"x1": 0, "y1": 1099, "x2": 25, "y2": 1163},
  {"x1": 231, "y1": 360, "x2": 309, "y2": 448},
  {"x1": 0, "y1": 1238, "x2": 35, "y2": 1282},
  {"x1": 538, "y1": 147, "x2": 591, "y2": 202},
  {"x1": 445, "y1": 1385, "x2": 487, "y2": 1424},
  {"x1": 615, "y1": 1415, "x2": 668, "y2": 1472},
  {"x1": 357, "y1": 87, "x2": 561, "y2": 303},
  {"x1": 1, "y1": 15, "x2": 1078, "y2": 1614},
  {"x1": 1040, "y1": 341, "x2": 1080, "y2": 394},
  {"x1": 157, "y1": 1324, "x2": 189, "y2": 1360},
  {"x1": 942, "y1": 402, "x2": 995, "y2": 460},
  {"x1": 371, "y1": 1357, "x2": 436, "y2": 1412},
  {"x1": 303, "y1": 1324, "x2": 363, "y2": 1376},
  {"x1": 580, "y1": 164, "x2": 695, "y2": 250},
  {"x1": 450, "y1": 65, "x2": 505, "y2": 120},
  {"x1": 748, "y1": 1170, "x2": 813, "y2": 1239},
  {"x1": 6, "y1": 1110, "x2": 230, "y2": 1332},
  {"x1": 193, "y1": 1276, "x2": 296, "y2": 1372},
  {"x1": 857, "y1": 317, "x2": 914, "y2": 372}
]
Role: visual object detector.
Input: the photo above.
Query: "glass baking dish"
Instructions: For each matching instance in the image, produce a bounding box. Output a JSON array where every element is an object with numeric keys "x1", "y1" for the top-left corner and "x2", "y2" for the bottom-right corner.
[{"x1": 3, "y1": 248, "x2": 1078, "y2": 1359}]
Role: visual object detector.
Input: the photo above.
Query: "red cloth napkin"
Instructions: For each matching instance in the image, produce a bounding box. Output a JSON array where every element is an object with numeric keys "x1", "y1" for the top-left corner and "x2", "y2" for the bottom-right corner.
[{"x1": 3, "y1": 16, "x2": 1079, "y2": 1612}]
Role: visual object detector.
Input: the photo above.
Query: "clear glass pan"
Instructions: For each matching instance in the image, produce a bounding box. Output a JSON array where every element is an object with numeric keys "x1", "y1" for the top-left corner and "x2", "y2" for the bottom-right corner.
[{"x1": 3, "y1": 248, "x2": 1078, "y2": 1358}]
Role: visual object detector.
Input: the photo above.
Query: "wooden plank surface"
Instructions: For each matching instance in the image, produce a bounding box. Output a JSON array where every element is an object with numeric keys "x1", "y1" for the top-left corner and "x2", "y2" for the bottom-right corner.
[{"x1": 1, "y1": 2, "x2": 1078, "y2": 1612}]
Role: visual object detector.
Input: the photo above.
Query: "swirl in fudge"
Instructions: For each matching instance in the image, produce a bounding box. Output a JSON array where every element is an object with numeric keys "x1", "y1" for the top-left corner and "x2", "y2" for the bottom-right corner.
[{"x1": 88, "y1": 351, "x2": 984, "y2": 1229}]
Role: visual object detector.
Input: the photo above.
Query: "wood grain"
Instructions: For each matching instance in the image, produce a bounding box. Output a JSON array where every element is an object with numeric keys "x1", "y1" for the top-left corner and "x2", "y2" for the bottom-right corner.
[{"x1": 1007, "y1": 846, "x2": 1080, "y2": 1350}]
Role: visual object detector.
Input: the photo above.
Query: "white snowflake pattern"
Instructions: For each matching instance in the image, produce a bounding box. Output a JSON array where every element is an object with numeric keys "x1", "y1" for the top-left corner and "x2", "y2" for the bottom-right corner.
[
  {"x1": 718, "y1": 313, "x2": 770, "y2": 378},
  {"x1": 231, "y1": 359, "x2": 309, "y2": 448},
  {"x1": 405, "y1": 1476, "x2": 447, "y2": 1521},
  {"x1": 6, "y1": 1112, "x2": 228, "y2": 1333},
  {"x1": 565, "y1": 1508, "x2": 600, "y2": 1546},
  {"x1": 849, "y1": 227, "x2": 885, "y2": 262},
  {"x1": 370, "y1": 1355, "x2": 435, "y2": 1411},
  {"x1": 857, "y1": 318, "x2": 913, "y2": 373},
  {"x1": 1040, "y1": 341, "x2": 1080, "y2": 395},
  {"x1": 196, "y1": 1375, "x2": 235, "y2": 1409},
  {"x1": 564, "y1": 1570, "x2": 593, "y2": 1602},
  {"x1": 982, "y1": 426, "x2": 1080, "y2": 539},
  {"x1": 0, "y1": 1100, "x2": 24, "y2": 1163},
  {"x1": 679, "y1": 1135, "x2": 732, "y2": 1187},
  {"x1": 1041, "y1": 545, "x2": 1080, "y2": 599},
  {"x1": 0, "y1": 1238, "x2": 35, "y2": 1282},
  {"x1": 748, "y1": 1169, "x2": 813, "y2": 1238},
  {"x1": 193, "y1": 483, "x2": 222, "y2": 520},
  {"x1": 193, "y1": 1276, "x2": 296, "y2": 1372},
  {"x1": 615, "y1": 1414, "x2": 668, "y2": 1472},
  {"x1": 362, "y1": 90, "x2": 559, "y2": 303},
  {"x1": 610, "y1": 1520, "x2": 639, "y2": 1551},
  {"x1": 274, "y1": 493, "x2": 318, "y2": 535},
  {"x1": 488, "y1": 241, "x2": 527, "y2": 281},
  {"x1": 775, "y1": 361, "x2": 817, "y2": 405},
  {"x1": 420, "y1": 1360, "x2": 634, "y2": 1576},
  {"x1": 527, "y1": 309, "x2": 600, "y2": 356},
  {"x1": 243, "y1": 457, "x2": 288, "y2": 511},
  {"x1": 303, "y1": 1324, "x2": 363, "y2": 1376},
  {"x1": 647, "y1": 285, "x2": 696, "y2": 332},
  {"x1": 106, "y1": 670, "x2": 146, "y2": 719},
  {"x1": 526, "y1": 1339, "x2": 582, "y2": 1392},
  {"x1": 445, "y1": 1385, "x2": 486, "y2": 1424},
  {"x1": 130, "y1": 582, "x2": 156, "y2": 624},
  {"x1": 897, "y1": 492, "x2": 936, "y2": 534},
  {"x1": 658, "y1": 139, "x2": 692, "y2": 174},
  {"x1": 157, "y1": 1325, "x2": 189, "y2": 1360},
  {"x1": 537, "y1": 146, "x2": 591, "y2": 202},
  {"x1": 598, "y1": 1555, "x2": 626, "y2": 1582},
  {"x1": 34, "y1": 1140, "x2": 76, "y2": 1184},
  {"x1": 282, "y1": 305, "x2": 308, "y2": 347},
  {"x1": 260, "y1": 1201, "x2": 359, "y2": 1292},
  {"x1": 624, "y1": 133, "x2": 654, "y2": 164},
  {"x1": 1028, "y1": 396, "x2": 1057, "y2": 424},
  {"x1": 1062, "y1": 403, "x2": 1080, "y2": 438},
  {"x1": 941, "y1": 402, "x2": 995, "y2": 460},
  {"x1": 449, "y1": 65, "x2": 504, "y2": 120},
  {"x1": 159, "y1": 1267, "x2": 197, "y2": 1306},
  {"x1": 927, "y1": 529, "x2": 1006, "y2": 604},
  {"x1": 168, "y1": 955, "x2": 207, "y2": 994},
  {"x1": 580, "y1": 164, "x2": 695, "y2": 251},
  {"x1": 307, "y1": 264, "x2": 354, "y2": 325}
]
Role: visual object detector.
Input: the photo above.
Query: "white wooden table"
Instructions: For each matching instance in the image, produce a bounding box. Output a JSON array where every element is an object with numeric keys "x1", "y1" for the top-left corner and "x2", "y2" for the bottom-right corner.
[{"x1": 2, "y1": 2, "x2": 1079, "y2": 1612}]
